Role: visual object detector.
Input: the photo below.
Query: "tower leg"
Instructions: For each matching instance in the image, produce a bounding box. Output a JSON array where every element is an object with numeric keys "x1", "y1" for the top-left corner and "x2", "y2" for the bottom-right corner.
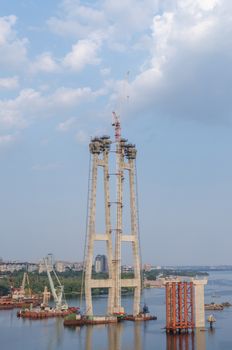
[
  {"x1": 85, "y1": 152, "x2": 98, "y2": 316},
  {"x1": 129, "y1": 158, "x2": 141, "y2": 316}
]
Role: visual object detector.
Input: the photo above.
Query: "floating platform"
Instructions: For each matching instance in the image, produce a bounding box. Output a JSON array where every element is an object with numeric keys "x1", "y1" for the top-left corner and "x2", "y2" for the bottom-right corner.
[
  {"x1": 0, "y1": 301, "x2": 14, "y2": 310},
  {"x1": 63, "y1": 312, "x2": 157, "y2": 327},
  {"x1": 124, "y1": 313, "x2": 157, "y2": 321},
  {"x1": 0, "y1": 297, "x2": 41, "y2": 310},
  {"x1": 17, "y1": 307, "x2": 78, "y2": 319},
  {"x1": 64, "y1": 314, "x2": 118, "y2": 327}
]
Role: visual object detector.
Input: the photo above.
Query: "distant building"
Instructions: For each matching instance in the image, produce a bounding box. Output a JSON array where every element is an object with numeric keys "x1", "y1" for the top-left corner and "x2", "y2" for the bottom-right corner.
[
  {"x1": 94, "y1": 255, "x2": 108, "y2": 273},
  {"x1": 122, "y1": 265, "x2": 134, "y2": 273},
  {"x1": 55, "y1": 261, "x2": 67, "y2": 273},
  {"x1": 73, "y1": 262, "x2": 83, "y2": 271},
  {"x1": 38, "y1": 261, "x2": 48, "y2": 273},
  {"x1": 0, "y1": 259, "x2": 84, "y2": 274},
  {"x1": 144, "y1": 264, "x2": 152, "y2": 272},
  {"x1": 0, "y1": 261, "x2": 38, "y2": 273},
  {"x1": 27, "y1": 263, "x2": 38, "y2": 272}
]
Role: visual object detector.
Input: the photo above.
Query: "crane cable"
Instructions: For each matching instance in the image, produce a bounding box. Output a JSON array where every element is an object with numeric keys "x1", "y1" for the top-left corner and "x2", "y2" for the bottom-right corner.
[
  {"x1": 80, "y1": 152, "x2": 92, "y2": 310},
  {"x1": 135, "y1": 159, "x2": 145, "y2": 306}
]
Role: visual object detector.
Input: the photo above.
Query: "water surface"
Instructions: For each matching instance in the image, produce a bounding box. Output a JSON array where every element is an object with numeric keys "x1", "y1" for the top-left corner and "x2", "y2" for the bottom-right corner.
[{"x1": 1, "y1": 271, "x2": 232, "y2": 350}]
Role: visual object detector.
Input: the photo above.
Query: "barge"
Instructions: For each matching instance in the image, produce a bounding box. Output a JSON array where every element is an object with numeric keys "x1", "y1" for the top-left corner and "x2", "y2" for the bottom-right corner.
[
  {"x1": 17, "y1": 307, "x2": 78, "y2": 319},
  {"x1": 0, "y1": 297, "x2": 41, "y2": 310},
  {"x1": 0, "y1": 299, "x2": 14, "y2": 310},
  {"x1": 124, "y1": 313, "x2": 157, "y2": 321},
  {"x1": 63, "y1": 314, "x2": 118, "y2": 327}
]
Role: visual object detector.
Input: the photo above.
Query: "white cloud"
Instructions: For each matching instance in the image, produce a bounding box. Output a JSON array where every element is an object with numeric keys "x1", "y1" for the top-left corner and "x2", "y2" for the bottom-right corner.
[
  {"x1": 0, "y1": 89, "x2": 43, "y2": 130},
  {"x1": 49, "y1": 86, "x2": 104, "y2": 107},
  {"x1": 63, "y1": 38, "x2": 101, "y2": 71},
  {"x1": 0, "y1": 15, "x2": 28, "y2": 70},
  {"x1": 0, "y1": 133, "x2": 16, "y2": 147},
  {"x1": 125, "y1": 0, "x2": 232, "y2": 123},
  {"x1": 57, "y1": 117, "x2": 76, "y2": 132},
  {"x1": 48, "y1": 1, "x2": 106, "y2": 38},
  {"x1": 0, "y1": 76, "x2": 19, "y2": 89},
  {"x1": 0, "y1": 15, "x2": 16, "y2": 45},
  {"x1": 47, "y1": 0, "x2": 158, "y2": 53},
  {"x1": 0, "y1": 86, "x2": 107, "y2": 131},
  {"x1": 30, "y1": 52, "x2": 59, "y2": 74}
]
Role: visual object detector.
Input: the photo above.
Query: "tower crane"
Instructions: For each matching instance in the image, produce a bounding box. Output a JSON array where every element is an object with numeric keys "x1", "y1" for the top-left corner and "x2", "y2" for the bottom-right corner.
[
  {"x1": 112, "y1": 71, "x2": 130, "y2": 143},
  {"x1": 44, "y1": 255, "x2": 68, "y2": 311},
  {"x1": 112, "y1": 111, "x2": 121, "y2": 142}
]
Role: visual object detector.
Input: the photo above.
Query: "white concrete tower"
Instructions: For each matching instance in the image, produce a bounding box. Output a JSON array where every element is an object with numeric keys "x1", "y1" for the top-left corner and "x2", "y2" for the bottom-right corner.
[
  {"x1": 85, "y1": 136, "x2": 113, "y2": 315},
  {"x1": 193, "y1": 279, "x2": 208, "y2": 328},
  {"x1": 122, "y1": 143, "x2": 141, "y2": 316},
  {"x1": 84, "y1": 128, "x2": 141, "y2": 316}
]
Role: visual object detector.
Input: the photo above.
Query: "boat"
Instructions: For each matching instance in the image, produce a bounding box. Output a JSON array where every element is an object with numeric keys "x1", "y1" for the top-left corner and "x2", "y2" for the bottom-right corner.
[
  {"x1": 205, "y1": 303, "x2": 223, "y2": 310},
  {"x1": 221, "y1": 302, "x2": 232, "y2": 307}
]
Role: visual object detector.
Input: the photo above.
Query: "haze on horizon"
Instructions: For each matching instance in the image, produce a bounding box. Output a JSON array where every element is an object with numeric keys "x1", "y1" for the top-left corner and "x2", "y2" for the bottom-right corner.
[{"x1": 0, "y1": 0, "x2": 232, "y2": 266}]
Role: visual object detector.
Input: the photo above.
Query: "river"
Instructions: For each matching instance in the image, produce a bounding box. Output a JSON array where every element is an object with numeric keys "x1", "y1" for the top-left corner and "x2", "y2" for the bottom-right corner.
[{"x1": 1, "y1": 271, "x2": 232, "y2": 350}]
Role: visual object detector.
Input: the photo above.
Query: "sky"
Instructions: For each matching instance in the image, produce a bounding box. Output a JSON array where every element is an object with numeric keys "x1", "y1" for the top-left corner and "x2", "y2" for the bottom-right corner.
[{"x1": 0, "y1": 0, "x2": 232, "y2": 265}]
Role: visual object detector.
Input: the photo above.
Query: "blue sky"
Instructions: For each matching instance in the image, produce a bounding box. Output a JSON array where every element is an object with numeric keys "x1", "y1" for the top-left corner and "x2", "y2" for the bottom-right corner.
[{"x1": 0, "y1": 0, "x2": 232, "y2": 265}]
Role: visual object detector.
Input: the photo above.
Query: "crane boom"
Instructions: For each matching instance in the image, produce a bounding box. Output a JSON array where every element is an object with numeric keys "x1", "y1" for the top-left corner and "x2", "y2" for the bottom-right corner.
[
  {"x1": 44, "y1": 258, "x2": 59, "y2": 304},
  {"x1": 21, "y1": 272, "x2": 27, "y2": 292},
  {"x1": 44, "y1": 256, "x2": 67, "y2": 310}
]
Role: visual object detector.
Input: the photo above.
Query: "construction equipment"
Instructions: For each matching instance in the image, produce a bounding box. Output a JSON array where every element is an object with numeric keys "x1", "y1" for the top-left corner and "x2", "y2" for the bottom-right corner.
[
  {"x1": 44, "y1": 255, "x2": 68, "y2": 311},
  {"x1": 11, "y1": 272, "x2": 32, "y2": 300},
  {"x1": 21, "y1": 272, "x2": 32, "y2": 297},
  {"x1": 41, "y1": 286, "x2": 50, "y2": 308},
  {"x1": 207, "y1": 314, "x2": 216, "y2": 329},
  {"x1": 112, "y1": 111, "x2": 121, "y2": 141}
]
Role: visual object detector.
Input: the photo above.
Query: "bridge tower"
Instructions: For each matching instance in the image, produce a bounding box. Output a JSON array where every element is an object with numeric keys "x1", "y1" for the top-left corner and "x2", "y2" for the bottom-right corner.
[{"x1": 84, "y1": 122, "x2": 141, "y2": 316}]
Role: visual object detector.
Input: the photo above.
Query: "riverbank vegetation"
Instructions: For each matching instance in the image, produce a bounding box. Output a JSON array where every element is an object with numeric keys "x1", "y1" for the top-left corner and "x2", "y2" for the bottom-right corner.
[
  {"x1": 144, "y1": 269, "x2": 208, "y2": 280},
  {"x1": 0, "y1": 268, "x2": 208, "y2": 297}
]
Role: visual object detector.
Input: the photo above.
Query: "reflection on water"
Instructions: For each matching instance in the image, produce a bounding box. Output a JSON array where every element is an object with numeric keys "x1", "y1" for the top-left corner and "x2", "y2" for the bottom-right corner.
[
  {"x1": 166, "y1": 333, "x2": 195, "y2": 350},
  {"x1": 46, "y1": 319, "x2": 63, "y2": 350},
  {"x1": 166, "y1": 330, "x2": 206, "y2": 350},
  {"x1": 84, "y1": 322, "x2": 141, "y2": 350},
  {"x1": 107, "y1": 323, "x2": 123, "y2": 350},
  {"x1": 77, "y1": 321, "x2": 207, "y2": 350}
]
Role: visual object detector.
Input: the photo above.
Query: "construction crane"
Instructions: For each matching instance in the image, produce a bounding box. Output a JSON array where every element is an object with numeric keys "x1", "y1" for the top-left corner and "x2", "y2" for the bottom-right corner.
[
  {"x1": 112, "y1": 111, "x2": 121, "y2": 142},
  {"x1": 112, "y1": 71, "x2": 130, "y2": 142},
  {"x1": 44, "y1": 255, "x2": 68, "y2": 311},
  {"x1": 20, "y1": 272, "x2": 32, "y2": 297}
]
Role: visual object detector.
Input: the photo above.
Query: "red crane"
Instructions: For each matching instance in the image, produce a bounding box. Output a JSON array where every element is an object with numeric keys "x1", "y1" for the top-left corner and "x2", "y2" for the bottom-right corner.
[{"x1": 112, "y1": 111, "x2": 121, "y2": 142}]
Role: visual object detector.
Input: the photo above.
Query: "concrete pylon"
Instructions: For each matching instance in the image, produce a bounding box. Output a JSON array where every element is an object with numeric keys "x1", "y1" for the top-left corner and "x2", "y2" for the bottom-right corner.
[
  {"x1": 85, "y1": 136, "x2": 141, "y2": 316},
  {"x1": 193, "y1": 279, "x2": 207, "y2": 328},
  {"x1": 112, "y1": 140, "x2": 141, "y2": 316},
  {"x1": 85, "y1": 136, "x2": 113, "y2": 316}
]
